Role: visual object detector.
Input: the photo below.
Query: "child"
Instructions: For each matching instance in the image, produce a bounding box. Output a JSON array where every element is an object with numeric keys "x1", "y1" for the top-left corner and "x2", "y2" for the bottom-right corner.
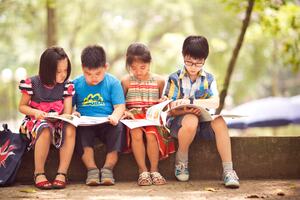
[
  {"x1": 19, "y1": 46, "x2": 76, "y2": 189},
  {"x1": 164, "y1": 35, "x2": 240, "y2": 188},
  {"x1": 73, "y1": 45, "x2": 125, "y2": 186},
  {"x1": 121, "y1": 43, "x2": 175, "y2": 186}
]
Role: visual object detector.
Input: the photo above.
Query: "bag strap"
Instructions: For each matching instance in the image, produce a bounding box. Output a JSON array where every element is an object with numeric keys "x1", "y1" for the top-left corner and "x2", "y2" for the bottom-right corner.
[{"x1": 2, "y1": 123, "x2": 8, "y2": 131}]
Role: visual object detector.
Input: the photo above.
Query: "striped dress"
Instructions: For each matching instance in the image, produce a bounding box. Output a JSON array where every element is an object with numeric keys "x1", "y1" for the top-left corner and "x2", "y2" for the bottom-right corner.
[
  {"x1": 125, "y1": 75, "x2": 175, "y2": 159},
  {"x1": 19, "y1": 76, "x2": 75, "y2": 149}
]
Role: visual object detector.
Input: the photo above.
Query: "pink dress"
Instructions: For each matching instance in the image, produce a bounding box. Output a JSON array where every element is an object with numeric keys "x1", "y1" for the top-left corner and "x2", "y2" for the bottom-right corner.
[{"x1": 19, "y1": 76, "x2": 74, "y2": 149}]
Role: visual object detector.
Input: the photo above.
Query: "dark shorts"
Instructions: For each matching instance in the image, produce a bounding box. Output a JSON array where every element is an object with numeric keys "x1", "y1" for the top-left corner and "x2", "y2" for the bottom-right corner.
[
  {"x1": 75, "y1": 122, "x2": 125, "y2": 156},
  {"x1": 167, "y1": 115, "x2": 215, "y2": 140}
]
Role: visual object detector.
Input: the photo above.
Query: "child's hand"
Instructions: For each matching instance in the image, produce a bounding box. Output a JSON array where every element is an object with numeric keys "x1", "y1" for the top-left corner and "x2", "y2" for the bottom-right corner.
[
  {"x1": 159, "y1": 96, "x2": 169, "y2": 102},
  {"x1": 122, "y1": 111, "x2": 135, "y2": 119},
  {"x1": 34, "y1": 110, "x2": 47, "y2": 120},
  {"x1": 170, "y1": 99, "x2": 190, "y2": 108},
  {"x1": 108, "y1": 115, "x2": 119, "y2": 126},
  {"x1": 72, "y1": 111, "x2": 81, "y2": 117}
]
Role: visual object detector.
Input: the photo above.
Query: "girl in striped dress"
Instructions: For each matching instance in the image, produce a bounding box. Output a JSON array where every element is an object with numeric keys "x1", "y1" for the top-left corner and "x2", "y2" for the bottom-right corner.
[
  {"x1": 121, "y1": 43, "x2": 175, "y2": 186},
  {"x1": 19, "y1": 47, "x2": 75, "y2": 190}
]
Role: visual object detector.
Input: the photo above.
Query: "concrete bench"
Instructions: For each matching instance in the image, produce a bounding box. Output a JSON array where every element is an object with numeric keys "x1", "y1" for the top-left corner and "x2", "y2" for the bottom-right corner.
[{"x1": 16, "y1": 137, "x2": 300, "y2": 183}]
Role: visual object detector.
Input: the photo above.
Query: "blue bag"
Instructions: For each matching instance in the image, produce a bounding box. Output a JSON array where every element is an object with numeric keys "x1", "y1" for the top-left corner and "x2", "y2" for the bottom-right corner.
[{"x1": 0, "y1": 124, "x2": 28, "y2": 186}]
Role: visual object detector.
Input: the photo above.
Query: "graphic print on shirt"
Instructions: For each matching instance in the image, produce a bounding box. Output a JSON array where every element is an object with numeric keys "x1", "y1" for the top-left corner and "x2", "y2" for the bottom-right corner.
[{"x1": 82, "y1": 93, "x2": 105, "y2": 106}]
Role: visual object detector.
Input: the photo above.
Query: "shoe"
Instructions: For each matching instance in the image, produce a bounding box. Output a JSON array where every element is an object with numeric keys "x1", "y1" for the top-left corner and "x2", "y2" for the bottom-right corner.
[
  {"x1": 138, "y1": 172, "x2": 152, "y2": 186},
  {"x1": 175, "y1": 162, "x2": 189, "y2": 182},
  {"x1": 150, "y1": 172, "x2": 166, "y2": 185},
  {"x1": 223, "y1": 170, "x2": 240, "y2": 188},
  {"x1": 86, "y1": 168, "x2": 100, "y2": 186},
  {"x1": 34, "y1": 173, "x2": 52, "y2": 190},
  {"x1": 52, "y1": 172, "x2": 67, "y2": 189},
  {"x1": 100, "y1": 168, "x2": 115, "y2": 186}
]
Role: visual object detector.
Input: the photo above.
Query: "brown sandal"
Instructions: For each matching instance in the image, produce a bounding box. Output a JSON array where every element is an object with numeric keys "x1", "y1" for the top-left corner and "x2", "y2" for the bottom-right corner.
[
  {"x1": 138, "y1": 172, "x2": 152, "y2": 186},
  {"x1": 150, "y1": 172, "x2": 166, "y2": 185}
]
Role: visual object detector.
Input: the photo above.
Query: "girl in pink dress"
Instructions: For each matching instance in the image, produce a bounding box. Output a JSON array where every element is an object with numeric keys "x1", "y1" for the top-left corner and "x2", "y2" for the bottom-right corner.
[{"x1": 19, "y1": 47, "x2": 75, "y2": 189}]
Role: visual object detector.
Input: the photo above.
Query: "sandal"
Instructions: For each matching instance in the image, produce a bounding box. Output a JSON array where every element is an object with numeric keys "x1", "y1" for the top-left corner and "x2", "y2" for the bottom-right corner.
[
  {"x1": 34, "y1": 173, "x2": 52, "y2": 190},
  {"x1": 86, "y1": 168, "x2": 100, "y2": 186},
  {"x1": 138, "y1": 172, "x2": 152, "y2": 186},
  {"x1": 100, "y1": 168, "x2": 115, "y2": 186},
  {"x1": 52, "y1": 172, "x2": 67, "y2": 189},
  {"x1": 150, "y1": 172, "x2": 166, "y2": 185}
]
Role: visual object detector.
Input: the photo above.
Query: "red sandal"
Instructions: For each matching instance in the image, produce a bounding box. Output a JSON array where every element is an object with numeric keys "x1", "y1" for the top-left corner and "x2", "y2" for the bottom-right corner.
[
  {"x1": 34, "y1": 173, "x2": 52, "y2": 190},
  {"x1": 52, "y1": 172, "x2": 67, "y2": 189}
]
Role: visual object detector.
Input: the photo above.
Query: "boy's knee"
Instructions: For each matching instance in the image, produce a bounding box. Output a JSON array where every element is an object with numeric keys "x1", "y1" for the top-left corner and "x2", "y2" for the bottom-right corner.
[{"x1": 181, "y1": 114, "x2": 199, "y2": 130}]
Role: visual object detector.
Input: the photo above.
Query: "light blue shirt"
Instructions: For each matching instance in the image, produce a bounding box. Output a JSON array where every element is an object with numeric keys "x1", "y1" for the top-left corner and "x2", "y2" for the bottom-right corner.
[{"x1": 73, "y1": 73, "x2": 125, "y2": 117}]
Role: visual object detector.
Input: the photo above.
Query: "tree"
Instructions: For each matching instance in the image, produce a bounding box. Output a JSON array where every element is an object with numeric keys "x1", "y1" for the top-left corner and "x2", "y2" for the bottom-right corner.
[
  {"x1": 216, "y1": 0, "x2": 255, "y2": 114},
  {"x1": 46, "y1": 0, "x2": 57, "y2": 47}
]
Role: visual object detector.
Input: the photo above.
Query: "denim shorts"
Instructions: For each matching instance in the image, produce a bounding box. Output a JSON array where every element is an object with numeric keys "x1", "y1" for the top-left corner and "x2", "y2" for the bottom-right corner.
[
  {"x1": 167, "y1": 115, "x2": 215, "y2": 140},
  {"x1": 75, "y1": 122, "x2": 125, "y2": 156}
]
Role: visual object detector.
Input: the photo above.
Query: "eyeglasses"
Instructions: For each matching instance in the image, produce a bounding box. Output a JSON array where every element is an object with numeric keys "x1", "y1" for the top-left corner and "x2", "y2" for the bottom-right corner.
[{"x1": 184, "y1": 60, "x2": 205, "y2": 68}]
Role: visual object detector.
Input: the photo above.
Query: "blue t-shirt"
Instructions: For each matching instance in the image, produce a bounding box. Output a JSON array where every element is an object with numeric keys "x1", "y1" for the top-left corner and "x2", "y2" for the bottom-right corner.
[{"x1": 73, "y1": 73, "x2": 125, "y2": 117}]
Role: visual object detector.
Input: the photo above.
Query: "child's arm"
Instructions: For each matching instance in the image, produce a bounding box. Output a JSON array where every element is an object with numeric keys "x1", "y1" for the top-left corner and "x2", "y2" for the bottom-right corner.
[
  {"x1": 63, "y1": 96, "x2": 73, "y2": 115},
  {"x1": 156, "y1": 75, "x2": 166, "y2": 101},
  {"x1": 19, "y1": 93, "x2": 47, "y2": 119},
  {"x1": 109, "y1": 104, "x2": 126, "y2": 125}
]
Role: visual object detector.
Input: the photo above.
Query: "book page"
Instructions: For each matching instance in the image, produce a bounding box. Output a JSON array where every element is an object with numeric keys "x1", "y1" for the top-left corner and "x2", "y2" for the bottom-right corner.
[
  {"x1": 145, "y1": 99, "x2": 173, "y2": 124},
  {"x1": 120, "y1": 119, "x2": 160, "y2": 129},
  {"x1": 169, "y1": 104, "x2": 213, "y2": 122},
  {"x1": 45, "y1": 114, "x2": 79, "y2": 126},
  {"x1": 76, "y1": 116, "x2": 109, "y2": 126}
]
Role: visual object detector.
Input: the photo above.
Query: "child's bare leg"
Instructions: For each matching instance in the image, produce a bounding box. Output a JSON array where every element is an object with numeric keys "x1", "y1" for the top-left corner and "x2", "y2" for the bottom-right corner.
[
  {"x1": 211, "y1": 116, "x2": 232, "y2": 162},
  {"x1": 34, "y1": 128, "x2": 51, "y2": 183},
  {"x1": 131, "y1": 128, "x2": 148, "y2": 173},
  {"x1": 177, "y1": 114, "x2": 198, "y2": 157},
  {"x1": 211, "y1": 116, "x2": 239, "y2": 188},
  {"x1": 56, "y1": 124, "x2": 76, "y2": 181},
  {"x1": 103, "y1": 150, "x2": 118, "y2": 169},
  {"x1": 145, "y1": 133, "x2": 159, "y2": 172},
  {"x1": 82, "y1": 147, "x2": 97, "y2": 170}
]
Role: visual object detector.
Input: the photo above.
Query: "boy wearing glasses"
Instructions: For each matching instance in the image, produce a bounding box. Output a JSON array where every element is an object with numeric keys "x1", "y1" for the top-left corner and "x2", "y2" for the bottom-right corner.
[{"x1": 163, "y1": 35, "x2": 239, "y2": 188}]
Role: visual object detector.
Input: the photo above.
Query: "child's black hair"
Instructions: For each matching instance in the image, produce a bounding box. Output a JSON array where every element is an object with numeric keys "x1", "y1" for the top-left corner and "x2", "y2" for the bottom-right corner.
[
  {"x1": 39, "y1": 46, "x2": 71, "y2": 86},
  {"x1": 81, "y1": 45, "x2": 106, "y2": 69},
  {"x1": 182, "y1": 35, "x2": 209, "y2": 59},
  {"x1": 126, "y1": 42, "x2": 151, "y2": 71}
]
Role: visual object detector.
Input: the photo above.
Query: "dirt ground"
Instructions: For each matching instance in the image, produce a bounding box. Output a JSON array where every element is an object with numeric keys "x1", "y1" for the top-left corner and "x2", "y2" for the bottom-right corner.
[{"x1": 0, "y1": 180, "x2": 299, "y2": 200}]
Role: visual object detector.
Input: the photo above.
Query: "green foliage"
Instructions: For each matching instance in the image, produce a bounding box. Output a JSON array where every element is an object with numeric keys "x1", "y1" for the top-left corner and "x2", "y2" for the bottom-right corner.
[{"x1": 0, "y1": 0, "x2": 299, "y2": 122}]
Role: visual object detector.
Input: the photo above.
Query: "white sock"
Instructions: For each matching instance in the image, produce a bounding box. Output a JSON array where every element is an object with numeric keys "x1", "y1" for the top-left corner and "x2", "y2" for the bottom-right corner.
[{"x1": 222, "y1": 162, "x2": 233, "y2": 173}]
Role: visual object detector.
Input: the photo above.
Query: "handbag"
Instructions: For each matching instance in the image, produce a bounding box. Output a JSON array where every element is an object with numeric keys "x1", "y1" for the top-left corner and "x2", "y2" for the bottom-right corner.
[{"x1": 0, "y1": 124, "x2": 28, "y2": 186}]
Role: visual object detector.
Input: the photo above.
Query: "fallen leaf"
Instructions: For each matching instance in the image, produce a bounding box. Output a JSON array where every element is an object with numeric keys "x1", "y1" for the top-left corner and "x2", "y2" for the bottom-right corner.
[
  {"x1": 246, "y1": 194, "x2": 260, "y2": 198},
  {"x1": 277, "y1": 189, "x2": 285, "y2": 196},
  {"x1": 204, "y1": 187, "x2": 217, "y2": 192},
  {"x1": 20, "y1": 188, "x2": 37, "y2": 193}
]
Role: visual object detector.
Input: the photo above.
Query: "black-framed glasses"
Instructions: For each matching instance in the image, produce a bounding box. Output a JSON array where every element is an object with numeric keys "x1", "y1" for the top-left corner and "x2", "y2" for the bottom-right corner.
[{"x1": 184, "y1": 60, "x2": 205, "y2": 68}]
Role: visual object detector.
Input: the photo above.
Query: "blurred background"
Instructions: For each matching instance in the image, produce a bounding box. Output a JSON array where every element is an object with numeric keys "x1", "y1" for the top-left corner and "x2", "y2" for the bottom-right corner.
[{"x1": 0, "y1": 0, "x2": 299, "y2": 135}]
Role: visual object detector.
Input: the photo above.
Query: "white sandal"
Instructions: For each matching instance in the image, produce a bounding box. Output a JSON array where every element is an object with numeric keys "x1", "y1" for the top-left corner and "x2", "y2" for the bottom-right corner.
[
  {"x1": 138, "y1": 172, "x2": 152, "y2": 186},
  {"x1": 150, "y1": 172, "x2": 166, "y2": 185}
]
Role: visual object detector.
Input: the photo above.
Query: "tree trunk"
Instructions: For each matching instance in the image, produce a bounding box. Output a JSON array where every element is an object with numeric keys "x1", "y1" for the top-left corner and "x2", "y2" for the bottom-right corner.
[
  {"x1": 46, "y1": 0, "x2": 57, "y2": 47},
  {"x1": 216, "y1": 0, "x2": 255, "y2": 114}
]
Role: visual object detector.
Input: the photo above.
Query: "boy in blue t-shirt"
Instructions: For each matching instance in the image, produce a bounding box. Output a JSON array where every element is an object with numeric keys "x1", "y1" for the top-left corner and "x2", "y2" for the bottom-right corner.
[
  {"x1": 164, "y1": 35, "x2": 239, "y2": 188},
  {"x1": 73, "y1": 45, "x2": 125, "y2": 186}
]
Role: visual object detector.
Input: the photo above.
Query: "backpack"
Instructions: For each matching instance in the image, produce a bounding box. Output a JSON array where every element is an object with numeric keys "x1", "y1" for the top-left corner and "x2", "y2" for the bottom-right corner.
[{"x1": 0, "y1": 124, "x2": 28, "y2": 186}]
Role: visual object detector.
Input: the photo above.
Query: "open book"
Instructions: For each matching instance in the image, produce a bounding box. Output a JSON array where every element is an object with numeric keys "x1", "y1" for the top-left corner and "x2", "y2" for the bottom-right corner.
[
  {"x1": 46, "y1": 113, "x2": 109, "y2": 127},
  {"x1": 121, "y1": 99, "x2": 243, "y2": 129}
]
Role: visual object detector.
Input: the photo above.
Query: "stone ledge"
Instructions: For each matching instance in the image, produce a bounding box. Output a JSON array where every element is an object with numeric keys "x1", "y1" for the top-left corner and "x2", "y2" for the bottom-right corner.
[{"x1": 16, "y1": 137, "x2": 300, "y2": 182}]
